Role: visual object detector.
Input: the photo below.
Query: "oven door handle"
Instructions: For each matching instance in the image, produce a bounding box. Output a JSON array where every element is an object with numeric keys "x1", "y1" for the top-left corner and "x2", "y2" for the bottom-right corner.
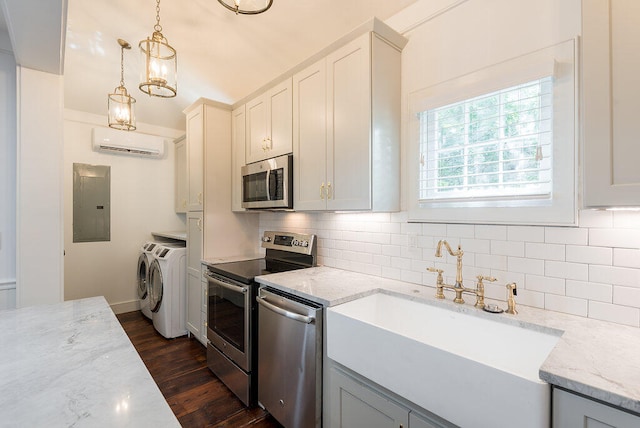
[
  {"x1": 256, "y1": 295, "x2": 315, "y2": 324},
  {"x1": 204, "y1": 273, "x2": 248, "y2": 294}
]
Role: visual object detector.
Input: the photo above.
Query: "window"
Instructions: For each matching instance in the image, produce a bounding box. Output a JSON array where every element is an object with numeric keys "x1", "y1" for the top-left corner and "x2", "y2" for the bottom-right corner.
[
  {"x1": 408, "y1": 39, "x2": 577, "y2": 225},
  {"x1": 419, "y1": 77, "x2": 553, "y2": 201}
]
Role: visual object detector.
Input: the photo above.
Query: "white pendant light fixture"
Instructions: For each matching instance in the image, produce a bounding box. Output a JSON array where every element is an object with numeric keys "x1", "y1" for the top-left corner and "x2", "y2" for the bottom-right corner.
[
  {"x1": 217, "y1": 0, "x2": 273, "y2": 15},
  {"x1": 139, "y1": 0, "x2": 177, "y2": 98},
  {"x1": 108, "y1": 39, "x2": 136, "y2": 131}
]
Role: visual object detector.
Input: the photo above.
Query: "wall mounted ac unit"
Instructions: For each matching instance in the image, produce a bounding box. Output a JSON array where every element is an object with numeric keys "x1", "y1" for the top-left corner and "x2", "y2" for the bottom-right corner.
[{"x1": 92, "y1": 127, "x2": 166, "y2": 158}]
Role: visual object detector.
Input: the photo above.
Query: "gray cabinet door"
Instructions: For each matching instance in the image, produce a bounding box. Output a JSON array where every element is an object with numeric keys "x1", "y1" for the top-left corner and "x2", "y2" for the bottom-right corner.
[
  {"x1": 553, "y1": 388, "x2": 640, "y2": 428},
  {"x1": 330, "y1": 367, "x2": 409, "y2": 428}
]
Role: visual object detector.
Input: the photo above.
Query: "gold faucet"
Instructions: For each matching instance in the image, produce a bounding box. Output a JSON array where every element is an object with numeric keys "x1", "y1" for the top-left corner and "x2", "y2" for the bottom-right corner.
[
  {"x1": 506, "y1": 283, "x2": 518, "y2": 314},
  {"x1": 427, "y1": 240, "x2": 496, "y2": 307}
]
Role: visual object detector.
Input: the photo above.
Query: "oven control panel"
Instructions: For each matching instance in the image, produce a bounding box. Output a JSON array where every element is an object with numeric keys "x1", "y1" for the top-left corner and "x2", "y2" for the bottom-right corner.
[{"x1": 261, "y1": 231, "x2": 316, "y2": 256}]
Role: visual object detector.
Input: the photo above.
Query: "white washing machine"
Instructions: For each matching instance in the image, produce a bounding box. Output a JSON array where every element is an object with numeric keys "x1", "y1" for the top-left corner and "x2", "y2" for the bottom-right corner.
[
  {"x1": 137, "y1": 241, "x2": 163, "y2": 319},
  {"x1": 148, "y1": 243, "x2": 187, "y2": 339}
]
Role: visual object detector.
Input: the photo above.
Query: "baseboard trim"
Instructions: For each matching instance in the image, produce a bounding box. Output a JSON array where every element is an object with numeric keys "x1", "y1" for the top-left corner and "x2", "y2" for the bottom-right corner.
[
  {"x1": 0, "y1": 279, "x2": 16, "y2": 291},
  {"x1": 110, "y1": 299, "x2": 141, "y2": 315}
]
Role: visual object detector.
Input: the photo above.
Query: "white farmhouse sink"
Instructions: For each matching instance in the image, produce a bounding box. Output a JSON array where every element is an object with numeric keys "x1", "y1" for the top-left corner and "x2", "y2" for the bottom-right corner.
[{"x1": 326, "y1": 292, "x2": 561, "y2": 428}]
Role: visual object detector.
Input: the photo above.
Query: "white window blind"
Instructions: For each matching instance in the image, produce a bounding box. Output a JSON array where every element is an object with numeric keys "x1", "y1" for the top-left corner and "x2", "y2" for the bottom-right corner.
[{"x1": 418, "y1": 77, "x2": 553, "y2": 202}]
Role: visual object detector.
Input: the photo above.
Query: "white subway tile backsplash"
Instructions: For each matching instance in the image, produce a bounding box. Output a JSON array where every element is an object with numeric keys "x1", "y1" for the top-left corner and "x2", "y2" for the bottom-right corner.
[
  {"x1": 507, "y1": 226, "x2": 544, "y2": 242},
  {"x1": 475, "y1": 253, "x2": 508, "y2": 271},
  {"x1": 381, "y1": 245, "x2": 402, "y2": 257},
  {"x1": 545, "y1": 260, "x2": 589, "y2": 281},
  {"x1": 590, "y1": 228, "x2": 640, "y2": 249},
  {"x1": 588, "y1": 301, "x2": 640, "y2": 327},
  {"x1": 508, "y1": 257, "x2": 545, "y2": 275},
  {"x1": 515, "y1": 288, "x2": 546, "y2": 309},
  {"x1": 446, "y1": 224, "x2": 475, "y2": 239},
  {"x1": 526, "y1": 243, "x2": 565, "y2": 261},
  {"x1": 613, "y1": 248, "x2": 640, "y2": 268},
  {"x1": 579, "y1": 210, "x2": 613, "y2": 228},
  {"x1": 401, "y1": 269, "x2": 423, "y2": 284},
  {"x1": 459, "y1": 238, "x2": 491, "y2": 254},
  {"x1": 613, "y1": 286, "x2": 640, "y2": 308},
  {"x1": 545, "y1": 295, "x2": 588, "y2": 317},
  {"x1": 475, "y1": 225, "x2": 507, "y2": 240},
  {"x1": 261, "y1": 209, "x2": 640, "y2": 326},
  {"x1": 612, "y1": 211, "x2": 640, "y2": 229},
  {"x1": 565, "y1": 280, "x2": 612, "y2": 303},
  {"x1": 566, "y1": 245, "x2": 612, "y2": 265},
  {"x1": 589, "y1": 265, "x2": 640, "y2": 288},
  {"x1": 391, "y1": 257, "x2": 411, "y2": 270},
  {"x1": 526, "y1": 275, "x2": 565, "y2": 295},
  {"x1": 545, "y1": 227, "x2": 588, "y2": 245},
  {"x1": 421, "y1": 223, "x2": 447, "y2": 237},
  {"x1": 490, "y1": 240, "x2": 525, "y2": 257}
]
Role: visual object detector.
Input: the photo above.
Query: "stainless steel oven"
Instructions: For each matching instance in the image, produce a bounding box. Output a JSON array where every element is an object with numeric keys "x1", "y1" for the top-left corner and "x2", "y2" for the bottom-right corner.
[
  {"x1": 241, "y1": 154, "x2": 292, "y2": 209},
  {"x1": 205, "y1": 231, "x2": 316, "y2": 407}
]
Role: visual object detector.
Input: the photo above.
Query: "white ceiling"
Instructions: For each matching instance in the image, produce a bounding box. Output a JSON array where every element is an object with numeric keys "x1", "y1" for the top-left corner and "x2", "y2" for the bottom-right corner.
[{"x1": 62, "y1": 0, "x2": 418, "y2": 131}]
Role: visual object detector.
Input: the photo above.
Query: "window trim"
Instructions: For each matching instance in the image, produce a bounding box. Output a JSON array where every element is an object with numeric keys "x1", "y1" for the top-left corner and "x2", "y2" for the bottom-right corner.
[{"x1": 407, "y1": 38, "x2": 578, "y2": 226}]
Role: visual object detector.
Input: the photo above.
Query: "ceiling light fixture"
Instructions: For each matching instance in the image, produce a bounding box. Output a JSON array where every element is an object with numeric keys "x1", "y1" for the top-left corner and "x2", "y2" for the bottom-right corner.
[
  {"x1": 217, "y1": 0, "x2": 273, "y2": 15},
  {"x1": 139, "y1": 0, "x2": 177, "y2": 98},
  {"x1": 108, "y1": 39, "x2": 136, "y2": 131}
]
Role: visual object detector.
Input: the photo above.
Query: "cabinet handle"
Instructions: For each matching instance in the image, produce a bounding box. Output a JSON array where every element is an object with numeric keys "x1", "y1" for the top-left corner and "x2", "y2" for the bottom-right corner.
[
  {"x1": 197, "y1": 218, "x2": 202, "y2": 231},
  {"x1": 182, "y1": 200, "x2": 187, "y2": 209},
  {"x1": 197, "y1": 192, "x2": 203, "y2": 205},
  {"x1": 320, "y1": 183, "x2": 325, "y2": 199},
  {"x1": 327, "y1": 182, "x2": 332, "y2": 199}
]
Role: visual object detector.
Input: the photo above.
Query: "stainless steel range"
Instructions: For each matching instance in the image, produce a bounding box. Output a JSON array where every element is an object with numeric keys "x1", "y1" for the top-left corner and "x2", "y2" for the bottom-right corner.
[{"x1": 204, "y1": 231, "x2": 317, "y2": 407}]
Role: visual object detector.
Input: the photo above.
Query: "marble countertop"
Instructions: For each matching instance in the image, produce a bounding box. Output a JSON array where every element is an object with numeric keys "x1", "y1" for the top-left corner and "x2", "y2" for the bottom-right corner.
[
  {"x1": 152, "y1": 230, "x2": 187, "y2": 242},
  {"x1": 256, "y1": 266, "x2": 640, "y2": 415},
  {"x1": 0, "y1": 297, "x2": 180, "y2": 427}
]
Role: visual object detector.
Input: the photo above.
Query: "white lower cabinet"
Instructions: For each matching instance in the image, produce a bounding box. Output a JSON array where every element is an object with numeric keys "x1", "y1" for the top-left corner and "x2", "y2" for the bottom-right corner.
[
  {"x1": 553, "y1": 388, "x2": 640, "y2": 428},
  {"x1": 328, "y1": 367, "x2": 451, "y2": 428},
  {"x1": 186, "y1": 211, "x2": 205, "y2": 345}
]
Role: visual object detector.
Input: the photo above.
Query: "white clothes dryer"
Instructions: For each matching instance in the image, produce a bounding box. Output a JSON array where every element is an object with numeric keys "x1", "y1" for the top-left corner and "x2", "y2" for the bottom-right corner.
[
  {"x1": 137, "y1": 241, "x2": 163, "y2": 319},
  {"x1": 148, "y1": 243, "x2": 187, "y2": 339}
]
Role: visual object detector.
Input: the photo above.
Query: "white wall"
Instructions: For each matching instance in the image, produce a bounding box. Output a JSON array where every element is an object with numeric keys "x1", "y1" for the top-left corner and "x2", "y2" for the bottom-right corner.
[
  {"x1": 16, "y1": 66, "x2": 64, "y2": 308},
  {"x1": 258, "y1": 0, "x2": 640, "y2": 328},
  {"x1": 0, "y1": 49, "x2": 16, "y2": 310},
  {"x1": 63, "y1": 110, "x2": 185, "y2": 313}
]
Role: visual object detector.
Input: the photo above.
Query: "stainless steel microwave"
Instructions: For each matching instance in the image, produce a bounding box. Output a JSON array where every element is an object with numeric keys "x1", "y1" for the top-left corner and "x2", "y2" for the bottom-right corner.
[{"x1": 241, "y1": 154, "x2": 293, "y2": 209}]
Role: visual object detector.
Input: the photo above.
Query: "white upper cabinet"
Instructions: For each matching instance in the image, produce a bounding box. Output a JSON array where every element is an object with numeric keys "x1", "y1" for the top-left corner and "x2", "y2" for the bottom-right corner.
[
  {"x1": 185, "y1": 105, "x2": 204, "y2": 211},
  {"x1": 245, "y1": 78, "x2": 293, "y2": 164},
  {"x1": 583, "y1": 0, "x2": 640, "y2": 207},
  {"x1": 174, "y1": 136, "x2": 187, "y2": 213},
  {"x1": 231, "y1": 105, "x2": 246, "y2": 212},
  {"x1": 293, "y1": 27, "x2": 405, "y2": 212}
]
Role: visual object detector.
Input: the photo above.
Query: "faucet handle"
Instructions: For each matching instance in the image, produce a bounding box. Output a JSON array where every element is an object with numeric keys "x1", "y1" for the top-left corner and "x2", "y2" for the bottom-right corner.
[
  {"x1": 476, "y1": 275, "x2": 497, "y2": 282},
  {"x1": 427, "y1": 267, "x2": 444, "y2": 274}
]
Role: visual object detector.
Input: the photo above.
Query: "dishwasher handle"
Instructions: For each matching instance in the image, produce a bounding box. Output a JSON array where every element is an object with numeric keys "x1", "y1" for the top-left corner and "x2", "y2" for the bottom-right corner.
[{"x1": 257, "y1": 295, "x2": 315, "y2": 324}]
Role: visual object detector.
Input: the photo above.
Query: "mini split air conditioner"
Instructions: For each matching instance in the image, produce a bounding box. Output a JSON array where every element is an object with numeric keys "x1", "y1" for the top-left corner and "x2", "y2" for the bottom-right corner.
[{"x1": 92, "y1": 127, "x2": 166, "y2": 158}]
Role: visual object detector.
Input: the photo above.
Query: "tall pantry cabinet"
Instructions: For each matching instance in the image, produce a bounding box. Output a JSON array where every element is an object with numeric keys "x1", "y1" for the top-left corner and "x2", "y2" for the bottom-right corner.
[{"x1": 183, "y1": 98, "x2": 259, "y2": 345}]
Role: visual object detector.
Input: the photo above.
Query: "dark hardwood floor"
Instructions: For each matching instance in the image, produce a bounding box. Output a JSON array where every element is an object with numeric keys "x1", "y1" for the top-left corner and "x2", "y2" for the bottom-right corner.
[{"x1": 116, "y1": 311, "x2": 282, "y2": 428}]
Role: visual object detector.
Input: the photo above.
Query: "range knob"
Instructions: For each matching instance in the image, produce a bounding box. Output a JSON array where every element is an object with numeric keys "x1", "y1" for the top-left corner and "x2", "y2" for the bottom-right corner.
[
  {"x1": 301, "y1": 240, "x2": 309, "y2": 247},
  {"x1": 262, "y1": 236, "x2": 271, "y2": 243},
  {"x1": 291, "y1": 239, "x2": 299, "y2": 247}
]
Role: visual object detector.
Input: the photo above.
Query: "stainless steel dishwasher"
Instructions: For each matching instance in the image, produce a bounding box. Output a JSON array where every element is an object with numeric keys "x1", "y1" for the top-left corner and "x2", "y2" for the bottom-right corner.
[{"x1": 257, "y1": 287, "x2": 323, "y2": 428}]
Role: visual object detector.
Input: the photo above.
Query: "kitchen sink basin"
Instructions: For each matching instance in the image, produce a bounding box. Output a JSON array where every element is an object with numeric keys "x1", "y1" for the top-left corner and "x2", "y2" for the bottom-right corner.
[{"x1": 326, "y1": 292, "x2": 561, "y2": 428}]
